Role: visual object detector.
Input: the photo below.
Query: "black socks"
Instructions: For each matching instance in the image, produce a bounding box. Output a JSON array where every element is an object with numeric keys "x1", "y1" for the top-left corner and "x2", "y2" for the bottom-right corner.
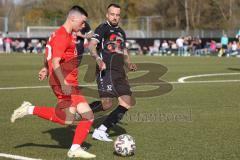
[
  {"x1": 89, "y1": 101, "x2": 103, "y2": 113},
  {"x1": 102, "y1": 105, "x2": 128, "y2": 129}
]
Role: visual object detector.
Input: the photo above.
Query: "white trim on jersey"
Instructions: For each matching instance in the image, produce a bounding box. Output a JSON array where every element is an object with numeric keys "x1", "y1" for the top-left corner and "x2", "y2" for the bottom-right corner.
[
  {"x1": 106, "y1": 21, "x2": 119, "y2": 28},
  {"x1": 101, "y1": 38, "x2": 104, "y2": 50},
  {"x1": 99, "y1": 52, "x2": 103, "y2": 79},
  {"x1": 86, "y1": 30, "x2": 93, "y2": 35},
  {"x1": 91, "y1": 37, "x2": 100, "y2": 43}
]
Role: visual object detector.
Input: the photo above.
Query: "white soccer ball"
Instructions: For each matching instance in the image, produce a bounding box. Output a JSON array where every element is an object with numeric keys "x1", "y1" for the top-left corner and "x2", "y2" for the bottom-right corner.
[{"x1": 114, "y1": 134, "x2": 136, "y2": 156}]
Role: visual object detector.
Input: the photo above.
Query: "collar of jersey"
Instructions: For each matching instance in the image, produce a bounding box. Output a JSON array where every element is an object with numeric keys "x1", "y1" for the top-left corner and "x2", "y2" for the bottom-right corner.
[{"x1": 106, "y1": 21, "x2": 119, "y2": 28}]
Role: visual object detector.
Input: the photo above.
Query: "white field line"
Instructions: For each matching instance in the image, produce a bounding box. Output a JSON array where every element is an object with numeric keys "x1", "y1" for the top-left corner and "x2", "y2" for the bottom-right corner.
[
  {"x1": 0, "y1": 84, "x2": 96, "y2": 90},
  {"x1": 178, "y1": 72, "x2": 240, "y2": 83},
  {"x1": 0, "y1": 73, "x2": 240, "y2": 91},
  {"x1": 0, "y1": 153, "x2": 42, "y2": 160}
]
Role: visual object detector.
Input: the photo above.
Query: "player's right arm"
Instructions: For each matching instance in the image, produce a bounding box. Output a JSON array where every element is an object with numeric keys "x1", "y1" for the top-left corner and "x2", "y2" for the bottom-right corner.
[
  {"x1": 38, "y1": 55, "x2": 49, "y2": 81},
  {"x1": 89, "y1": 40, "x2": 106, "y2": 71},
  {"x1": 52, "y1": 57, "x2": 71, "y2": 95},
  {"x1": 88, "y1": 25, "x2": 106, "y2": 71},
  {"x1": 49, "y1": 33, "x2": 71, "y2": 95}
]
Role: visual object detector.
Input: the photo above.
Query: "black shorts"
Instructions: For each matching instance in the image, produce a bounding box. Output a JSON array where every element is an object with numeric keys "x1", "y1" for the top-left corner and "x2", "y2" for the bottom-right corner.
[
  {"x1": 96, "y1": 70, "x2": 132, "y2": 98},
  {"x1": 222, "y1": 45, "x2": 227, "y2": 49}
]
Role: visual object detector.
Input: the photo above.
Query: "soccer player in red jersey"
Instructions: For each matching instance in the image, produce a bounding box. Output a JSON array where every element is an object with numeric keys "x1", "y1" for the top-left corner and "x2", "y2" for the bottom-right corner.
[{"x1": 10, "y1": 6, "x2": 96, "y2": 159}]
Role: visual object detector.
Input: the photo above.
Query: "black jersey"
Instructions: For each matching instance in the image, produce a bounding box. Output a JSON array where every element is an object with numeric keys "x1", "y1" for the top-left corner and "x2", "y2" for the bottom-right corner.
[
  {"x1": 76, "y1": 22, "x2": 91, "y2": 56},
  {"x1": 92, "y1": 21, "x2": 126, "y2": 75}
]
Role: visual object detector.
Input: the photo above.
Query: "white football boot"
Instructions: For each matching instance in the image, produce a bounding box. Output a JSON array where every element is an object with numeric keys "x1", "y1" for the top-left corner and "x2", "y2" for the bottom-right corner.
[
  {"x1": 92, "y1": 129, "x2": 113, "y2": 142},
  {"x1": 11, "y1": 101, "x2": 32, "y2": 123},
  {"x1": 67, "y1": 147, "x2": 96, "y2": 159}
]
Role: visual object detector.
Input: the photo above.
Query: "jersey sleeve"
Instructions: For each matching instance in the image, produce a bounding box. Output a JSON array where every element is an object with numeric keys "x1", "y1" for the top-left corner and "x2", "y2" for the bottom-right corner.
[
  {"x1": 85, "y1": 22, "x2": 92, "y2": 34},
  {"x1": 80, "y1": 22, "x2": 92, "y2": 35},
  {"x1": 51, "y1": 35, "x2": 68, "y2": 58},
  {"x1": 91, "y1": 25, "x2": 104, "y2": 43}
]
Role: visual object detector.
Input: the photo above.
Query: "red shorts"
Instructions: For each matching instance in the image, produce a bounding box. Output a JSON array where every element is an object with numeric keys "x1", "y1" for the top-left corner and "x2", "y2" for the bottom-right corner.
[{"x1": 51, "y1": 85, "x2": 87, "y2": 109}]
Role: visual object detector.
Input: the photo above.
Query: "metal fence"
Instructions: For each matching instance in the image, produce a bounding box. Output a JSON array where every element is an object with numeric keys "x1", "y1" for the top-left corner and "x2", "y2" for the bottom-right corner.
[
  {"x1": 5, "y1": 29, "x2": 240, "y2": 39},
  {"x1": 0, "y1": 16, "x2": 239, "y2": 38}
]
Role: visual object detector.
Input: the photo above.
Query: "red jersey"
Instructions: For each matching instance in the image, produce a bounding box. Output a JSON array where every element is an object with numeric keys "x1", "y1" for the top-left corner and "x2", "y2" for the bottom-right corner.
[{"x1": 45, "y1": 26, "x2": 78, "y2": 86}]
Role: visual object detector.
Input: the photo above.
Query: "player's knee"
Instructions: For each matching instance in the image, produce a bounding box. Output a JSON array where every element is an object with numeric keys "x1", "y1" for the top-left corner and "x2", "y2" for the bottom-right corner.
[
  {"x1": 119, "y1": 103, "x2": 132, "y2": 109},
  {"x1": 119, "y1": 101, "x2": 132, "y2": 109},
  {"x1": 64, "y1": 116, "x2": 75, "y2": 125},
  {"x1": 119, "y1": 96, "x2": 135, "y2": 109},
  {"x1": 81, "y1": 110, "x2": 94, "y2": 121}
]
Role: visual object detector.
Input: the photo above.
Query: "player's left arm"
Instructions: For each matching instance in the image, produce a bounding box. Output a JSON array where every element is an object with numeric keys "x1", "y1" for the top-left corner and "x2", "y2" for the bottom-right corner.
[
  {"x1": 122, "y1": 30, "x2": 137, "y2": 71},
  {"x1": 123, "y1": 48, "x2": 137, "y2": 71}
]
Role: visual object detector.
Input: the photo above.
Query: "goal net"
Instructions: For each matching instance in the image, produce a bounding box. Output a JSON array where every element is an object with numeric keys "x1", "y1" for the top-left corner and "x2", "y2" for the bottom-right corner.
[{"x1": 27, "y1": 26, "x2": 59, "y2": 38}]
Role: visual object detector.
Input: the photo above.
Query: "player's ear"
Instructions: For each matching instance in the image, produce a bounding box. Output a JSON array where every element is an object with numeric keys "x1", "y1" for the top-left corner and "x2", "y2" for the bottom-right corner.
[{"x1": 68, "y1": 15, "x2": 74, "y2": 22}]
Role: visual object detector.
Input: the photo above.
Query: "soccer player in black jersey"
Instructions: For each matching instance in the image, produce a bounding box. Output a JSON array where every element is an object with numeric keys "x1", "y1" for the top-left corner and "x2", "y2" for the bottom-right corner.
[{"x1": 88, "y1": 3, "x2": 137, "y2": 142}]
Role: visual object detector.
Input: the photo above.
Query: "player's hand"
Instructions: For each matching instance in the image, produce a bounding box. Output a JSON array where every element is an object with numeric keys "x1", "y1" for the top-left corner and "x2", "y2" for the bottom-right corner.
[
  {"x1": 38, "y1": 67, "x2": 49, "y2": 81},
  {"x1": 127, "y1": 63, "x2": 137, "y2": 71},
  {"x1": 61, "y1": 80, "x2": 72, "y2": 95},
  {"x1": 96, "y1": 59, "x2": 106, "y2": 71},
  {"x1": 85, "y1": 32, "x2": 93, "y2": 39}
]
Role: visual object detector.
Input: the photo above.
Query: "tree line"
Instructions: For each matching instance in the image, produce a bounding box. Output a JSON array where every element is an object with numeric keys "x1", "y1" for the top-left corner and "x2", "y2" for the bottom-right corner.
[{"x1": 0, "y1": 0, "x2": 240, "y2": 31}]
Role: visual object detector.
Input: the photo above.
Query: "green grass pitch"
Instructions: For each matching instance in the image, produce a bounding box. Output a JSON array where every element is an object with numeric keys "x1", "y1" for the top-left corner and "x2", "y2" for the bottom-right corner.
[{"x1": 0, "y1": 54, "x2": 240, "y2": 160}]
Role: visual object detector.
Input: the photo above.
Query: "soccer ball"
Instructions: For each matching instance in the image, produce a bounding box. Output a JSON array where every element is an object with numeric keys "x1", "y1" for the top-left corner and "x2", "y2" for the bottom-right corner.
[{"x1": 114, "y1": 134, "x2": 136, "y2": 156}]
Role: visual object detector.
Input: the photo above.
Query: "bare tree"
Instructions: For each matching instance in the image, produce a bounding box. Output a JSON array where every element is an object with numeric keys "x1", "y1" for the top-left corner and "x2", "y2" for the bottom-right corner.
[{"x1": 184, "y1": 0, "x2": 190, "y2": 31}]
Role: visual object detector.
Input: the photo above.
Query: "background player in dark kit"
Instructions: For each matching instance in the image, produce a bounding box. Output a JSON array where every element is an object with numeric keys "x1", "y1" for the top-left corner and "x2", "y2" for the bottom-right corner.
[{"x1": 88, "y1": 3, "x2": 137, "y2": 142}]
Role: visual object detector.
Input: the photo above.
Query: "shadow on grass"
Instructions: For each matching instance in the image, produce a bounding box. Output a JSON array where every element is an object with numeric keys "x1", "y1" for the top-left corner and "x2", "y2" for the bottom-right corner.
[
  {"x1": 227, "y1": 68, "x2": 240, "y2": 72},
  {"x1": 113, "y1": 151, "x2": 135, "y2": 157},
  {"x1": 14, "y1": 115, "x2": 126, "y2": 149},
  {"x1": 14, "y1": 126, "x2": 91, "y2": 149}
]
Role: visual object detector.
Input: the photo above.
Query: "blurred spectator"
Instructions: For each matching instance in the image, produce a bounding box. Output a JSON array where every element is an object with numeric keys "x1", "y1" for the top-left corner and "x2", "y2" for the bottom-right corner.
[
  {"x1": 0, "y1": 33, "x2": 3, "y2": 53},
  {"x1": 41, "y1": 40, "x2": 46, "y2": 53},
  {"x1": 176, "y1": 36, "x2": 184, "y2": 56},
  {"x1": 4, "y1": 36, "x2": 13, "y2": 53},
  {"x1": 160, "y1": 40, "x2": 169, "y2": 55},
  {"x1": 127, "y1": 40, "x2": 143, "y2": 55},
  {"x1": 27, "y1": 42, "x2": 34, "y2": 53},
  {"x1": 238, "y1": 41, "x2": 240, "y2": 54},
  {"x1": 36, "y1": 41, "x2": 43, "y2": 53},
  {"x1": 236, "y1": 30, "x2": 240, "y2": 42},
  {"x1": 209, "y1": 40, "x2": 217, "y2": 54},
  {"x1": 31, "y1": 39, "x2": 39, "y2": 54},
  {"x1": 219, "y1": 33, "x2": 228, "y2": 57},
  {"x1": 142, "y1": 46, "x2": 149, "y2": 55},
  {"x1": 183, "y1": 36, "x2": 188, "y2": 56},
  {"x1": 183, "y1": 36, "x2": 191, "y2": 56},
  {"x1": 149, "y1": 39, "x2": 160, "y2": 55},
  {"x1": 193, "y1": 37, "x2": 202, "y2": 56},
  {"x1": 226, "y1": 42, "x2": 232, "y2": 57},
  {"x1": 169, "y1": 40, "x2": 178, "y2": 55},
  {"x1": 228, "y1": 41, "x2": 238, "y2": 56},
  {"x1": 19, "y1": 40, "x2": 26, "y2": 53},
  {"x1": 12, "y1": 40, "x2": 19, "y2": 52}
]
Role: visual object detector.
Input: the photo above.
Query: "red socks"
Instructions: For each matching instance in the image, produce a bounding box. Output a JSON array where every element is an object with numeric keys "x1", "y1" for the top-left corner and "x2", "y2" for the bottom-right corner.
[
  {"x1": 33, "y1": 106, "x2": 66, "y2": 125},
  {"x1": 72, "y1": 119, "x2": 93, "y2": 145},
  {"x1": 33, "y1": 107, "x2": 93, "y2": 145}
]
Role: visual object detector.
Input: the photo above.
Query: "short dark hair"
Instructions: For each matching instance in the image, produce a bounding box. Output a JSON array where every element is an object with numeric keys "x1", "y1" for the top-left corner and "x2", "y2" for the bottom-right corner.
[
  {"x1": 69, "y1": 5, "x2": 88, "y2": 17},
  {"x1": 107, "y1": 3, "x2": 121, "y2": 10}
]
